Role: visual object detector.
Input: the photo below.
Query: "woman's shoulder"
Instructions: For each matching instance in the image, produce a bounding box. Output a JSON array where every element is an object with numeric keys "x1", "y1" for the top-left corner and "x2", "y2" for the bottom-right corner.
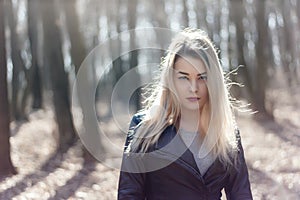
[
  {"x1": 127, "y1": 112, "x2": 148, "y2": 132},
  {"x1": 125, "y1": 113, "x2": 176, "y2": 152},
  {"x1": 234, "y1": 128, "x2": 243, "y2": 152},
  {"x1": 124, "y1": 112, "x2": 147, "y2": 149},
  {"x1": 129, "y1": 113, "x2": 145, "y2": 126},
  {"x1": 227, "y1": 128, "x2": 247, "y2": 168}
]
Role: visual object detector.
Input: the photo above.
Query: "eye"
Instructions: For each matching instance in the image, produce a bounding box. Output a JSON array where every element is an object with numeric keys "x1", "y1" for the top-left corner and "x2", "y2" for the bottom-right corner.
[
  {"x1": 198, "y1": 75, "x2": 207, "y2": 80},
  {"x1": 179, "y1": 76, "x2": 189, "y2": 80}
]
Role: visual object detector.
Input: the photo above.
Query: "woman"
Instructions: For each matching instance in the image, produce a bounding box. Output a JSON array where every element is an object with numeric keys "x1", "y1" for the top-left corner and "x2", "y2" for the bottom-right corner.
[{"x1": 118, "y1": 28, "x2": 253, "y2": 200}]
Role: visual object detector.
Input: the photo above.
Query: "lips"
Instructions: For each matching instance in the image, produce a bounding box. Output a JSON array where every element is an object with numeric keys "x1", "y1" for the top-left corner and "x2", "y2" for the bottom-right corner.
[{"x1": 186, "y1": 97, "x2": 200, "y2": 102}]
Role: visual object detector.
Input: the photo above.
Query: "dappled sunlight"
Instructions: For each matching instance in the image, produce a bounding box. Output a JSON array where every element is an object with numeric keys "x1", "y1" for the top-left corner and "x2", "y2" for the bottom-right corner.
[
  {"x1": 237, "y1": 86, "x2": 300, "y2": 199},
  {"x1": 1, "y1": 88, "x2": 300, "y2": 199},
  {"x1": 1, "y1": 0, "x2": 300, "y2": 199}
]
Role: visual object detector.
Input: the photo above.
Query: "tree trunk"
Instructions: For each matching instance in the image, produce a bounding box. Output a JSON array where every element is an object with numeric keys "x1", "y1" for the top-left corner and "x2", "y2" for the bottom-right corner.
[
  {"x1": 41, "y1": 0, "x2": 76, "y2": 152},
  {"x1": 229, "y1": 0, "x2": 254, "y2": 99},
  {"x1": 147, "y1": 0, "x2": 169, "y2": 28},
  {"x1": 61, "y1": 0, "x2": 86, "y2": 74},
  {"x1": 280, "y1": 0, "x2": 298, "y2": 86},
  {"x1": 297, "y1": 0, "x2": 300, "y2": 30},
  {"x1": 212, "y1": 0, "x2": 221, "y2": 49},
  {"x1": 108, "y1": 0, "x2": 123, "y2": 85},
  {"x1": 28, "y1": 0, "x2": 43, "y2": 109},
  {"x1": 147, "y1": 0, "x2": 170, "y2": 56},
  {"x1": 181, "y1": 0, "x2": 189, "y2": 27},
  {"x1": 62, "y1": 0, "x2": 100, "y2": 161},
  {"x1": 297, "y1": 1, "x2": 300, "y2": 81},
  {"x1": 7, "y1": 0, "x2": 25, "y2": 120},
  {"x1": 195, "y1": 0, "x2": 208, "y2": 31},
  {"x1": 30, "y1": 64, "x2": 42, "y2": 109},
  {"x1": 254, "y1": 0, "x2": 270, "y2": 117},
  {"x1": 127, "y1": 0, "x2": 141, "y2": 111},
  {"x1": 0, "y1": 0, "x2": 17, "y2": 179}
]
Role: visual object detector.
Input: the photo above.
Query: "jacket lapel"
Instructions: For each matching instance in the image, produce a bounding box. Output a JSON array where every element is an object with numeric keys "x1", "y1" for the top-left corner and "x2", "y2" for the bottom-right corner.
[{"x1": 155, "y1": 126, "x2": 201, "y2": 175}]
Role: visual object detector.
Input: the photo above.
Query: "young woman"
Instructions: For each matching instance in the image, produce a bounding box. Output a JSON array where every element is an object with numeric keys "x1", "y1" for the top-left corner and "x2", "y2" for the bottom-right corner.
[{"x1": 118, "y1": 28, "x2": 253, "y2": 199}]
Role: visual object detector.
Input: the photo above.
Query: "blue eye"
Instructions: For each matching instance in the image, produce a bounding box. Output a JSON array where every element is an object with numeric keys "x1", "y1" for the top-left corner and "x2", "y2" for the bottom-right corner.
[
  {"x1": 179, "y1": 76, "x2": 189, "y2": 80},
  {"x1": 199, "y1": 75, "x2": 207, "y2": 80}
]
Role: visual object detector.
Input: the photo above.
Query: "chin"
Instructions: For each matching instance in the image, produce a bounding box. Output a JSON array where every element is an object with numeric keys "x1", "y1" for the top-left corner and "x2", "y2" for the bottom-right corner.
[{"x1": 183, "y1": 105, "x2": 201, "y2": 111}]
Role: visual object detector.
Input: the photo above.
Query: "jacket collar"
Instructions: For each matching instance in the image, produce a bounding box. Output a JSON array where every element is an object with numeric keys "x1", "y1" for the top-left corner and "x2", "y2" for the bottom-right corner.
[
  {"x1": 153, "y1": 125, "x2": 201, "y2": 173},
  {"x1": 152, "y1": 125, "x2": 226, "y2": 179}
]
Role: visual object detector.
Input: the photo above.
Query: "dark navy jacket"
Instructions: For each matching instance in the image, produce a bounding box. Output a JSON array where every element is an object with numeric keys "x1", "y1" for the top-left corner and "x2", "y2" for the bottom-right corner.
[{"x1": 118, "y1": 115, "x2": 253, "y2": 200}]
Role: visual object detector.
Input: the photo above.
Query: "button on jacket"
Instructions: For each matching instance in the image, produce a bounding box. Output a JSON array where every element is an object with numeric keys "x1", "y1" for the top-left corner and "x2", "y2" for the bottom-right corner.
[{"x1": 118, "y1": 115, "x2": 253, "y2": 200}]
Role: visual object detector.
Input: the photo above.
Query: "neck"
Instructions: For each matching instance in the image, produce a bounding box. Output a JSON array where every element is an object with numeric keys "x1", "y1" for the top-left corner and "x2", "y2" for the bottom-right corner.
[{"x1": 179, "y1": 103, "x2": 210, "y2": 136}]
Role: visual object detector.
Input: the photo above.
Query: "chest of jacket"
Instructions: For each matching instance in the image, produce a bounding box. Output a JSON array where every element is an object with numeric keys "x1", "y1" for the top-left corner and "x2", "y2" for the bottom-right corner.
[{"x1": 123, "y1": 125, "x2": 232, "y2": 199}]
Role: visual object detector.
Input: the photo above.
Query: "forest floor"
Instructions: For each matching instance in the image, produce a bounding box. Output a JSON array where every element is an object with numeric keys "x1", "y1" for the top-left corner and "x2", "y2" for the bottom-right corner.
[{"x1": 0, "y1": 88, "x2": 300, "y2": 200}]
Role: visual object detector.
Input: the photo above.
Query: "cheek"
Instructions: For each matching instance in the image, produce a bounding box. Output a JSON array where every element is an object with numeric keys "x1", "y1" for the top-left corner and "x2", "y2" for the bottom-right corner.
[
  {"x1": 172, "y1": 80, "x2": 182, "y2": 98},
  {"x1": 174, "y1": 83, "x2": 188, "y2": 101},
  {"x1": 200, "y1": 85, "x2": 209, "y2": 98},
  {"x1": 174, "y1": 80, "x2": 185, "y2": 92}
]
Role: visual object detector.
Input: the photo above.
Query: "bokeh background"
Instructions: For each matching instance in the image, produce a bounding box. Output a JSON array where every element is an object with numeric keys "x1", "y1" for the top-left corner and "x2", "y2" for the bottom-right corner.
[{"x1": 0, "y1": 0, "x2": 300, "y2": 199}]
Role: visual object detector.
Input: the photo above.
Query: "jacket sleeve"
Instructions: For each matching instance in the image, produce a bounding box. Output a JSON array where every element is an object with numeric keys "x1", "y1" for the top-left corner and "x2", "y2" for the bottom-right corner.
[
  {"x1": 225, "y1": 130, "x2": 253, "y2": 200},
  {"x1": 118, "y1": 115, "x2": 146, "y2": 200}
]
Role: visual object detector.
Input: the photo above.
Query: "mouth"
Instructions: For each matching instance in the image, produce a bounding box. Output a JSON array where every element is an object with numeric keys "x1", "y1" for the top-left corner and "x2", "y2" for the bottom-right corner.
[{"x1": 186, "y1": 97, "x2": 200, "y2": 102}]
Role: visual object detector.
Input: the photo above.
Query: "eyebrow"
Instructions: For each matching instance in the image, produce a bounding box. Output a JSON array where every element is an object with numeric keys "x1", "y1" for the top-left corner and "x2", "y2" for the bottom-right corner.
[{"x1": 177, "y1": 71, "x2": 207, "y2": 76}]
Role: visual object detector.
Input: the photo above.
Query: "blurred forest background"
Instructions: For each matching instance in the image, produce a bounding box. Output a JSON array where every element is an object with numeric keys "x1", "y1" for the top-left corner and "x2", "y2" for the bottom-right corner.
[{"x1": 0, "y1": 0, "x2": 300, "y2": 199}]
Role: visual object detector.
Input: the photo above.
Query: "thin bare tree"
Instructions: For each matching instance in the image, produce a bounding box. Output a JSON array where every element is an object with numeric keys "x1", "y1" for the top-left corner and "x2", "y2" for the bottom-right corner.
[
  {"x1": 41, "y1": 0, "x2": 77, "y2": 152},
  {"x1": 254, "y1": 0, "x2": 270, "y2": 116},
  {"x1": 28, "y1": 0, "x2": 43, "y2": 109},
  {"x1": 7, "y1": 0, "x2": 28, "y2": 120},
  {"x1": 229, "y1": 0, "x2": 253, "y2": 99},
  {"x1": 0, "y1": 0, "x2": 17, "y2": 179}
]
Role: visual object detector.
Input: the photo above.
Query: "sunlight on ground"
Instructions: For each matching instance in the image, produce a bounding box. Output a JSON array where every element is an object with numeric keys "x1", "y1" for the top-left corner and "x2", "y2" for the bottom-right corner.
[{"x1": 1, "y1": 87, "x2": 300, "y2": 199}]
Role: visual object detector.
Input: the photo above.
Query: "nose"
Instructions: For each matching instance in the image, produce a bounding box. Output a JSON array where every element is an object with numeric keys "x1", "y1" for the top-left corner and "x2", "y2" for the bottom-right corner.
[{"x1": 189, "y1": 79, "x2": 198, "y2": 93}]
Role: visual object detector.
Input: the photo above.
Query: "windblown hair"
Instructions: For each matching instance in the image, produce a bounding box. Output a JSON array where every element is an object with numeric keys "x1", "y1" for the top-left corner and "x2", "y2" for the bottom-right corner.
[{"x1": 130, "y1": 28, "x2": 238, "y2": 167}]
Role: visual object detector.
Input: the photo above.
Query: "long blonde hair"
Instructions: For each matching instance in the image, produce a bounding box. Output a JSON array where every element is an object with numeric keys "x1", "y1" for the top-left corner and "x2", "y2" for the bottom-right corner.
[{"x1": 131, "y1": 28, "x2": 238, "y2": 166}]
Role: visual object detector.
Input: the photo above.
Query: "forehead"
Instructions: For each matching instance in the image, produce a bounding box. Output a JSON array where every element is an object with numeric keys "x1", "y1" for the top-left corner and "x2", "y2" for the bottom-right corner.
[{"x1": 174, "y1": 56, "x2": 206, "y2": 74}]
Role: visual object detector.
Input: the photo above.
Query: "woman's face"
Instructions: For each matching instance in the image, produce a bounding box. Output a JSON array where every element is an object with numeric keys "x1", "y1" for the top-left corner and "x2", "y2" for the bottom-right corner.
[{"x1": 173, "y1": 56, "x2": 209, "y2": 113}]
